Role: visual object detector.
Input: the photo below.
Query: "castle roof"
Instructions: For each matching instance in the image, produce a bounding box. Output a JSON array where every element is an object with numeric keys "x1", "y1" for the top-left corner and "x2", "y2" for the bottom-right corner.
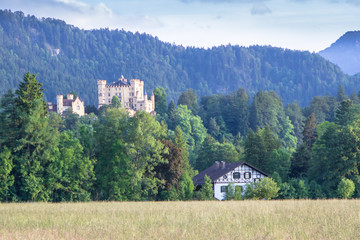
[
  {"x1": 108, "y1": 80, "x2": 130, "y2": 87},
  {"x1": 63, "y1": 99, "x2": 75, "y2": 107}
]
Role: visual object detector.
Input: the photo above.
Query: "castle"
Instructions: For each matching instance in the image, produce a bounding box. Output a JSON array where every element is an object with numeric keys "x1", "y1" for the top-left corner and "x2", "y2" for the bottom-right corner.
[
  {"x1": 97, "y1": 76, "x2": 155, "y2": 115},
  {"x1": 48, "y1": 94, "x2": 85, "y2": 116}
]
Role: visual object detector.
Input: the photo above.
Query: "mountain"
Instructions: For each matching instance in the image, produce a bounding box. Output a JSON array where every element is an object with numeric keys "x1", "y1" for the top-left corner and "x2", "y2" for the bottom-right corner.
[
  {"x1": 319, "y1": 31, "x2": 360, "y2": 76},
  {"x1": 0, "y1": 9, "x2": 357, "y2": 106}
]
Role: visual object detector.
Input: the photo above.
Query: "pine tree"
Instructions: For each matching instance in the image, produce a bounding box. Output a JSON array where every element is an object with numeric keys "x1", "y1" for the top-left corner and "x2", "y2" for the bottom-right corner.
[
  {"x1": 14, "y1": 100, "x2": 58, "y2": 201},
  {"x1": 334, "y1": 99, "x2": 353, "y2": 126},
  {"x1": 15, "y1": 72, "x2": 46, "y2": 115},
  {"x1": 199, "y1": 175, "x2": 214, "y2": 200},
  {"x1": 0, "y1": 147, "x2": 14, "y2": 201},
  {"x1": 336, "y1": 84, "x2": 347, "y2": 103}
]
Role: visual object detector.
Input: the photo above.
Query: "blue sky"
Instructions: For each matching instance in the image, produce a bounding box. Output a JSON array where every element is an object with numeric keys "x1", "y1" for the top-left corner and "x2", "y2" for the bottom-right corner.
[{"x1": 0, "y1": 0, "x2": 359, "y2": 51}]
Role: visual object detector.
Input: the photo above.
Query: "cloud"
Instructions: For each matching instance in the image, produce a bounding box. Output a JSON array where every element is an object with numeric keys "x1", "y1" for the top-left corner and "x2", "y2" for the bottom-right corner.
[
  {"x1": 251, "y1": 3, "x2": 271, "y2": 15},
  {"x1": 53, "y1": 0, "x2": 112, "y2": 15},
  {"x1": 180, "y1": 0, "x2": 266, "y2": 3},
  {"x1": 345, "y1": 0, "x2": 360, "y2": 5},
  {"x1": 54, "y1": 0, "x2": 88, "y2": 9}
]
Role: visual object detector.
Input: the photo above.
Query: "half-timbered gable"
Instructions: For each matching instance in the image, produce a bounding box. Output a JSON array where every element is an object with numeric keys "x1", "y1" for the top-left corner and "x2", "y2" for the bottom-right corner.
[{"x1": 193, "y1": 161, "x2": 268, "y2": 200}]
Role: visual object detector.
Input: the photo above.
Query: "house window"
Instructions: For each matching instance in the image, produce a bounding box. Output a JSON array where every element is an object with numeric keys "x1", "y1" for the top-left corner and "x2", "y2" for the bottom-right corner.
[
  {"x1": 108, "y1": 93, "x2": 110, "y2": 96},
  {"x1": 233, "y1": 172, "x2": 240, "y2": 179},
  {"x1": 221, "y1": 186, "x2": 228, "y2": 193},
  {"x1": 244, "y1": 172, "x2": 251, "y2": 179},
  {"x1": 254, "y1": 178, "x2": 260, "y2": 183},
  {"x1": 223, "y1": 175, "x2": 227, "y2": 180}
]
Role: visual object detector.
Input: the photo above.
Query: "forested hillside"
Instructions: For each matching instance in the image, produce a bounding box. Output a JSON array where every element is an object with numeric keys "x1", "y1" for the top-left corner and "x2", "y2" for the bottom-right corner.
[{"x1": 0, "y1": 9, "x2": 358, "y2": 106}]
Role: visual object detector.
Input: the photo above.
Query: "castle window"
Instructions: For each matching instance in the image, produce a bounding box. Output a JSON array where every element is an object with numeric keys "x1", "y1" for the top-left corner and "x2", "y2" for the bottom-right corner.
[
  {"x1": 108, "y1": 93, "x2": 110, "y2": 96},
  {"x1": 76, "y1": 106, "x2": 80, "y2": 110}
]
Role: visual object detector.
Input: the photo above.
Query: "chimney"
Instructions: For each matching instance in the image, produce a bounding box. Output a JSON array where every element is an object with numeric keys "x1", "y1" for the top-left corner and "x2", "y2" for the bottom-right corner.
[
  {"x1": 215, "y1": 161, "x2": 220, "y2": 169},
  {"x1": 221, "y1": 161, "x2": 226, "y2": 169}
]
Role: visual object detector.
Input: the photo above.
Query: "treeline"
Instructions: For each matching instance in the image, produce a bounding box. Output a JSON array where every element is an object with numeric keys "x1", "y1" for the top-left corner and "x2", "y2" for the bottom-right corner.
[
  {"x1": 0, "y1": 9, "x2": 359, "y2": 107},
  {"x1": 154, "y1": 84, "x2": 360, "y2": 199},
  {"x1": 1, "y1": 73, "x2": 360, "y2": 202}
]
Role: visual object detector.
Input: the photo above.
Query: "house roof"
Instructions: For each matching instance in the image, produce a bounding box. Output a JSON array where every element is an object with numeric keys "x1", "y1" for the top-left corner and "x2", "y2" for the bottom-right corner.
[{"x1": 192, "y1": 161, "x2": 268, "y2": 186}]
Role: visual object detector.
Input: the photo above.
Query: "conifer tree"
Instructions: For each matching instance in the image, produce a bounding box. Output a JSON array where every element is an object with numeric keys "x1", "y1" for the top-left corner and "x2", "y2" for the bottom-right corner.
[
  {"x1": 302, "y1": 113, "x2": 317, "y2": 150},
  {"x1": 0, "y1": 147, "x2": 14, "y2": 201},
  {"x1": 334, "y1": 99, "x2": 353, "y2": 126},
  {"x1": 15, "y1": 72, "x2": 46, "y2": 115},
  {"x1": 199, "y1": 175, "x2": 214, "y2": 200}
]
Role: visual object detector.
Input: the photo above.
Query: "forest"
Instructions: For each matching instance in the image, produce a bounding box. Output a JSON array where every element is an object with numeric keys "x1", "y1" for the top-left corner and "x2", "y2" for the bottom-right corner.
[
  {"x1": 0, "y1": 72, "x2": 359, "y2": 202},
  {"x1": 1, "y1": 9, "x2": 360, "y2": 108}
]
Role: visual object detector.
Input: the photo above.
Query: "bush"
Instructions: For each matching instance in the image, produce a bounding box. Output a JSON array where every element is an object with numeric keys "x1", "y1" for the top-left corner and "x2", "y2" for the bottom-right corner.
[
  {"x1": 244, "y1": 178, "x2": 279, "y2": 200},
  {"x1": 337, "y1": 178, "x2": 355, "y2": 199}
]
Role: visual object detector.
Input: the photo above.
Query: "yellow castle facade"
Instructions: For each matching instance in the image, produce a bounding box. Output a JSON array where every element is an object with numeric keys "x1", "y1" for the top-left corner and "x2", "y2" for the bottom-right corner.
[{"x1": 97, "y1": 76, "x2": 155, "y2": 115}]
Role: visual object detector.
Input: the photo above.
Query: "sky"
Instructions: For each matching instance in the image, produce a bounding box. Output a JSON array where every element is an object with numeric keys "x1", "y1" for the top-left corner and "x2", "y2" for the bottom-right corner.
[{"x1": 0, "y1": 0, "x2": 359, "y2": 52}]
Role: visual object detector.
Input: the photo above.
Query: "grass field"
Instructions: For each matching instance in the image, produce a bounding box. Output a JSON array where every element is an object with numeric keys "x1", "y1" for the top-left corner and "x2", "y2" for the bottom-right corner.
[{"x1": 0, "y1": 200, "x2": 359, "y2": 240}]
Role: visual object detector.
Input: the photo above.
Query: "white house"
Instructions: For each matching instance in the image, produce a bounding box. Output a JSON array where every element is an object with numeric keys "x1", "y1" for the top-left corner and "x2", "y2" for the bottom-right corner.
[{"x1": 193, "y1": 161, "x2": 268, "y2": 200}]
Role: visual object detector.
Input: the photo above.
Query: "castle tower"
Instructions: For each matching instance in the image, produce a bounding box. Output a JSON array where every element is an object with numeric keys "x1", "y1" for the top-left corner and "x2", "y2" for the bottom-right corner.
[
  {"x1": 151, "y1": 92, "x2": 155, "y2": 108},
  {"x1": 97, "y1": 80, "x2": 107, "y2": 108},
  {"x1": 56, "y1": 95, "x2": 63, "y2": 115}
]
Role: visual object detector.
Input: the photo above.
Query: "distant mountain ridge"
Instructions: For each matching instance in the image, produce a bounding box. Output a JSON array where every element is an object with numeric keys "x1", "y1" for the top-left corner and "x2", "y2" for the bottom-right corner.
[
  {"x1": 0, "y1": 9, "x2": 358, "y2": 106},
  {"x1": 319, "y1": 31, "x2": 360, "y2": 75}
]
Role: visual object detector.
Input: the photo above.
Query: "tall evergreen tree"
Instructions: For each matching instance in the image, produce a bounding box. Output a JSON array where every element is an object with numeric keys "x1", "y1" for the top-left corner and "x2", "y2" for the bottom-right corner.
[
  {"x1": 302, "y1": 113, "x2": 317, "y2": 150},
  {"x1": 336, "y1": 84, "x2": 347, "y2": 103},
  {"x1": 15, "y1": 72, "x2": 46, "y2": 115},
  {"x1": 0, "y1": 147, "x2": 14, "y2": 201},
  {"x1": 334, "y1": 99, "x2": 353, "y2": 126},
  {"x1": 14, "y1": 100, "x2": 58, "y2": 201}
]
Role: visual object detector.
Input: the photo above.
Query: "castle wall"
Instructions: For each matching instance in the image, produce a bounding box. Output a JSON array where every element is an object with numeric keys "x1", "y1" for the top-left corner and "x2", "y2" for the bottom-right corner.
[{"x1": 97, "y1": 77, "x2": 155, "y2": 114}]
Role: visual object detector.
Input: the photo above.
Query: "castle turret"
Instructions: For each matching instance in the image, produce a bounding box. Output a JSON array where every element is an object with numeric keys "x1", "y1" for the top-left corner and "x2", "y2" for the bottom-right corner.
[
  {"x1": 56, "y1": 95, "x2": 64, "y2": 115},
  {"x1": 97, "y1": 80, "x2": 107, "y2": 109},
  {"x1": 151, "y1": 92, "x2": 155, "y2": 105}
]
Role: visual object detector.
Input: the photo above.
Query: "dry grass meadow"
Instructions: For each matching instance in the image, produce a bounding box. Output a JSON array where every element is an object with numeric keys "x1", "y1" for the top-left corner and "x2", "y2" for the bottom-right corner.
[{"x1": 0, "y1": 200, "x2": 359, "y2": 240}]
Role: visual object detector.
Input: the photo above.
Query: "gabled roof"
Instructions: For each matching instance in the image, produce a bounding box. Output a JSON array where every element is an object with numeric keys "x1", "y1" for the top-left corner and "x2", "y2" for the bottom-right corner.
[{"x1": 192, "y1": 161, "x2": 268, "y2": 186}]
